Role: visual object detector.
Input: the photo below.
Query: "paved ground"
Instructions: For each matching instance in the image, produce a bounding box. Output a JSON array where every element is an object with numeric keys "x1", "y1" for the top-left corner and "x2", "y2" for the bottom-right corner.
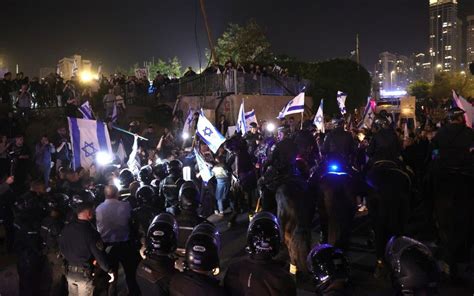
[{"x1": 1, "y1": 213, "x2": 473, "y2": 296}]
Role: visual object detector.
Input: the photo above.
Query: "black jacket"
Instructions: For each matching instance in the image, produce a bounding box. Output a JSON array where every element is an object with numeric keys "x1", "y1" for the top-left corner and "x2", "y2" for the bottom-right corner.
[
  {"x1": 224, "y1": 256, "x2": 297, "y2": 296},
  {"x1": 136, "y1": 255, "x2": 177, "y2": 296},
  {"x1": 170, "y1": 270, "x2": 225, "y2": 296}
]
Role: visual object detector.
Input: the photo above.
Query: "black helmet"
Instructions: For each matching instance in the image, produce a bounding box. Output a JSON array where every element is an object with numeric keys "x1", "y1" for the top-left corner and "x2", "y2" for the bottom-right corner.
[
  {"x1": 179, "y1": 181, "x2": 200, "y2": 211},
  {"x1": 139, "y1": 165, "x2": 154, "y2": 185},
  {"x1": 135, "y1": 185, "x2": 156, "y2": 205},
  {"x1": 307, "y1": 244, "x2": 350, "y2": 292},
  {"x1": 385, "y1": 236, "x2": 439, "y2": 295},
  {"x1": 146, "y1": 213, "x2": 179, "y2": 255},
  {"x1": 119, "y1": 169, "x2": 135, "y2": 188},
  {"x1": 185, "y1": 223, "x2": 220, "y2": 272},
  {"x1": 247, "y1": 211, "x2": 281, "y2": 258},
  {"x1": 167, "y1": 160, "x2": 183, "y2": 175},
  {"x1": 331, "y1": 115, "x2": 345, "y2": 128},
  {"x1": 153, "y1": 164, "x2": 167, "y2": 180},
  {"x1": 69, "y1": 194, "x2": 95, "y2": 214},
  {"x1": 446, "y1": 106, "x2": 465, "y2": 123},
  {"x1": 373, "y1": 115, "x2": 390, "y2": 129}
]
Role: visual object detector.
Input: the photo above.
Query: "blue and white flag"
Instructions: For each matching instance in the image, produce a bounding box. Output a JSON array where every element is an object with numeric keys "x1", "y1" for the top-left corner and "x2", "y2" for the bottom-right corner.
[
  {"x1": 194, "y1": 148, "x2": 214, "y2": 182},
  {"x1": 337, "y1": 91, "x2": 347, "y2": 115},
  {"x1": 245, "y1": 109, "x2": 257, "y2": 127},
  {"x1": 358, "y1": 98, "x2": 375, "y2": 129},
  {"x1": 313, "y1": 99, "x2": 325, "y2": 133},
  {"x1": 278, "y1": 92, "x2": 305, "y2": 119},
  {"x1": 196, "y1": 111, "x2": 226, "y2": 153},
  {"x1": 236, "y1": 102, "x2": 247, "y2": 134},
  {"x1": 78, "y1": 101, "x2": 94, "y2": 120},
  {"x1": 183, "y1": 108, "x2": 195, "y2": 135},
  {"x1": 68, "y1": 117, "x2": 112, "y2": 170}
]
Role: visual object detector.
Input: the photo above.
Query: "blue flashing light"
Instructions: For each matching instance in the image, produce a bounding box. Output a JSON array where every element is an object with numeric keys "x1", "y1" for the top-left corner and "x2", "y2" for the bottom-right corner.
[{"x1": 329, "y1": 164, "x2": 339, "y2": 172}]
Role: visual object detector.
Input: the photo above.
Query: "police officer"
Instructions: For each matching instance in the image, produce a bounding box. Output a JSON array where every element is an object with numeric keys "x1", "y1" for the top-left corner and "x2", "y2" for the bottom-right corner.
[
  {"x1": 224, "y1": 211, "x2": 296, "y2": 296},
  {"x1": 366, "y1": 115, "x2": 401, "y2": 165},
  {"x1": 321, "y1": 116, "x2": 355, "y2": 164},
  {"x1": 132, "y1": 185, "x2": 164, "y2": 254},
  {"x1": 169, "y1": 223, "x2": 224, "y2": 296},
  {"x1": 40, "y1": 194, "x2": 67, "y2": 296},
  {"x1": 59, "y1": 200, "x2": 114, "y2": 296},
  {"x1": 160, "y1": 160, "x2": 184, "y2": 210},
  {"x1": 139, "y1": 165, "x2": 154, "y2": 186},
  {"x1": 119, "y1": 168, "x2": 136, "y2": 191},
  {"x1": 14, "y1": 180, "x2": 48, "y2": 296},
  {"x1": 243, "y1": 122, "x2": 262, "y2": 156},
  {"x1": 136, "y1": 213, "x2": 179, "y2": 295},
  {"x1": 429, "y1": 107, "x2": 474, "y2": 277},
  {"x1": 307, "y1": 244, "x2": 351, "y2": 295},
  {"x1": 385, "y1": 236, "x2": 440, "y2": 296},
  {"x1": 173, "y1": 181, "x2": 207, "y2": 258}
]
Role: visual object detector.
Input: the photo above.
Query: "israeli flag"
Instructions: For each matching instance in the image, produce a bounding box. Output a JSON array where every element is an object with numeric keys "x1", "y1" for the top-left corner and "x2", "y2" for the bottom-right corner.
[
  {"x1": 68, "y1": 117, "x2": 112, "y2": 170},
  {"x1": 359, "y1": 98, "x2": 375, "y2": 129},
  {"x1": 337, "y1": 91, "x2": 347, "y2": 115},
  {"x1": 245, "y1": 109, "x2": 257, "y2": 127},
  {"x1": 278, "y1": 92, "x2": 305, "y2": 119},
  {"x1": 183, "y1": 108, "x2": 195, "y2": 134},
  {"x1": 78, "y1": 101, "x2": 94, "y2": 120},
  {"x1": 196, "y1": 111, "x2": 226, "y2": 153},
  {"x1": 236, "y1": 102, "x2": 247, "y2": 134},
  {"x1": 313, "y1": 99, "x2": 325, "y2": 133},
  {"x1": 194, "y1": 148, "x2": 214, "y2": 182}
]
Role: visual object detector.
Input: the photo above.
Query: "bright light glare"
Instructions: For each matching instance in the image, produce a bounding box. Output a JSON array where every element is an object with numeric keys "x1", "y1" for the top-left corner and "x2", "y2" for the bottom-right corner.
[
  {"x1": 380, "y1": 90, "x2": 407, "y2": 97},
  {"x1": 96, "y1": 151, "x2": 113, "y2": 165},
  {"x1": 113, "y1": 178, "x2": 122, "y2": 190},
  {"x1": 266, "y1": 123, "x2": 276, "y2": 132},
  {"x1": 182, "y1": 132, "x2": 190, "y2": 140},
  {"x1": 80, "y1": 71, "x2": 93, "y2": 83},
  {"x1": 155, "y1": 157, "x2": 163, "y2": 165},
  {"x1": 183, "y1": 166, "x2": 191, "y2": 181},
  {"x1": 329, "y1": 164, "x2": 339, "y2": 172}
]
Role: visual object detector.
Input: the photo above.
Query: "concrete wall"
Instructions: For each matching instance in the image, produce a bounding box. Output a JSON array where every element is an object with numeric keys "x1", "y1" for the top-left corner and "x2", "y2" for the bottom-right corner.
[{"x1": 177, "y1": 94, "x2": 313, "y2": 126}]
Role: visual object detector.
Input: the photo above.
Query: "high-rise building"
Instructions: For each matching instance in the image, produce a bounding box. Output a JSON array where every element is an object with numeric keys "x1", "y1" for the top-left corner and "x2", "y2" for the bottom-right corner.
[
  {"x1": 57, "y1": 54, "x2": 92, "y2": 80},
  {"x1": 467, "y1": 15, "x2": 474, "y2": 64},
  {"x1": 412, "y1": 53, "x2": 432, "y2": 81},
  {"x1": 375, "y1": 52, "x2": 412, "y2": 91},
  {"x1": 429, "y1": 0, "x2": 460, "y2": 73}
]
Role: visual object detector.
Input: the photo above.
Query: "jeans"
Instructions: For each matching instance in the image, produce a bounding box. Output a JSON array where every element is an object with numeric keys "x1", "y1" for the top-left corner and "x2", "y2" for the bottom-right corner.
[
  {"x1": 215, "y1": 178, "x2": 230, "y2": 213},
  {"x1": 66, "y1": 273, "x2": 94, "y2": 296}
]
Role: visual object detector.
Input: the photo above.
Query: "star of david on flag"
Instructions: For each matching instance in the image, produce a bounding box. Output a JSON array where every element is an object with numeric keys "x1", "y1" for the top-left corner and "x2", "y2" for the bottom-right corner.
[
  {"x1": 337, "y1": 91, "x2": 347, "y2": 115},
  {"x1": 68, "y1": 117, "x2": 112, "y2": 170},
  {"x1": 278, "y1": 92, "x2": 305, "y2": 119},
  {"x1": 196, "y1": 110, "x2": 226, "y2": 153},
  {"x1": 358, "y1": 98, "x2": 375, "y2": 129},
  {"x1": 313, "y1": 99, "x2": 325, "y2": 133}
]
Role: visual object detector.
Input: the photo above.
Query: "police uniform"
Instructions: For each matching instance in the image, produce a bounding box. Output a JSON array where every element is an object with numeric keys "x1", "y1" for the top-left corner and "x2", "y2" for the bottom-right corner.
[
  {"x1": 40, "y1": 214, "x2": 66, "y2": 296},
  {"x1": 224, "y1": 257, "x2": 296, "y2": 296},
  {"x1": 160, "y1": 173, "x2": 184, "y2": 209},
  {"x1": 13, "y1": 191, "x2": 48, "y2": 296},
  {"x1": 59, "y1": 219, "x2": 111, "y2": 296},
  {"x1": 175, "y1": 210, "x2": 207, "y2": 256},
  {"x1": 136, "y1": 255, "x2": 177, "y2": 296},
  {"x1": 169, "y1": 270, "x2": 225, "y2": 296}
]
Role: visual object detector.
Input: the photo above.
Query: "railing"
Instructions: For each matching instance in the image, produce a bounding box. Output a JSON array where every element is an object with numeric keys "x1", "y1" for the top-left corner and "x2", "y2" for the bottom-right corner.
[{"x1": 175, "y1": 71, "x2": 310, "y2": 97}]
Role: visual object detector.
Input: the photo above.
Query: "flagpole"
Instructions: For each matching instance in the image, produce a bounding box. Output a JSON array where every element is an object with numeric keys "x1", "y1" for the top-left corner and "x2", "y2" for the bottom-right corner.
[
  {"x1": 111, "y1": 126, "x2": 149, "y2": 141},
  {"x1": 300, "y1": 111, "x2": 303, "y2": 130}
]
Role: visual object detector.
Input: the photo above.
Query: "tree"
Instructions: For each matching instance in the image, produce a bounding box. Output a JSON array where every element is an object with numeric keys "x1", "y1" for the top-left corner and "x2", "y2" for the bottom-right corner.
[
  {"x1": 215, "y1": 19, "x2": 272, "y2": 64},
  {"x1": 279, "y1": 58, "x2": 371, "y2": 115},
  {"x1": 408, "y1": 80, "x2": 432, "y2": 99},
  {"x1": 431, "y1": 72, "x2": 474, "y2": 101},
  {"x1": 147, "y1": 57, "x2": 182, "y2": 78}
]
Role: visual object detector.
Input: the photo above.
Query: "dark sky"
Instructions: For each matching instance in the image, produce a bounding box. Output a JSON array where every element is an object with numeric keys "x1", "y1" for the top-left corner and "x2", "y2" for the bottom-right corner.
[{"x1": 1, "y1": 0, "x2": 473, "y2": 76}]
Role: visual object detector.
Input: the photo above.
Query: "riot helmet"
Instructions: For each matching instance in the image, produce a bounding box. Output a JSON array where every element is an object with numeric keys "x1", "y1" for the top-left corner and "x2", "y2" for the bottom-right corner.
[
  {"x1": 307, "y1": 244, "x2": 350, "y2": 293},
  {"x1": 119, "y1": 168, "x2": 135, "y2": 188},
  {"x1": 167, "y1": 159, "x2": 183, "y2": 175},
  {"x1": 135, "y1": 185, "x2": 156, "y2": 205},
  {"x1": 139, "y1": 165, "x2": 154, "y2": 185},
  {"x1": 185, "y1": 223, "x2": 220, "y2": 272},
  {"x1": 385, "y1": 236, "x2": 439, "y2": 295},
  {"x1": 246, "y1": 211, "x2": 281, "y2": 259},
  {"x1": 146, "y1": 213, "x2": 179, "y2": 256},
  {"x1": 178, "y1": 181, "x2": 200, "y2": 211}
]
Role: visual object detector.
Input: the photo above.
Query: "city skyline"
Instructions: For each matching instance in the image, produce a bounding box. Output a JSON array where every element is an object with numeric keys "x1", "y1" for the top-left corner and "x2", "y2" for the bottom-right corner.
[{"x1": 1, "y1": 0, "x2": 474, "y2": 76}]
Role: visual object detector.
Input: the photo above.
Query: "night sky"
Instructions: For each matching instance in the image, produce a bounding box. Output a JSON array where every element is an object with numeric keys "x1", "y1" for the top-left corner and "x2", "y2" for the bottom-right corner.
[{"x1": 1, "y1": 0, "x2": 473, "y2": 76}]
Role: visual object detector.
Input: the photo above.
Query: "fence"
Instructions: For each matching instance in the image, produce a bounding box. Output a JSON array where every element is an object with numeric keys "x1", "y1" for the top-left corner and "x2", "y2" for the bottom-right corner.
[{"x1": 175, "y1": 71, "x2": 310, "y2": 97}]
